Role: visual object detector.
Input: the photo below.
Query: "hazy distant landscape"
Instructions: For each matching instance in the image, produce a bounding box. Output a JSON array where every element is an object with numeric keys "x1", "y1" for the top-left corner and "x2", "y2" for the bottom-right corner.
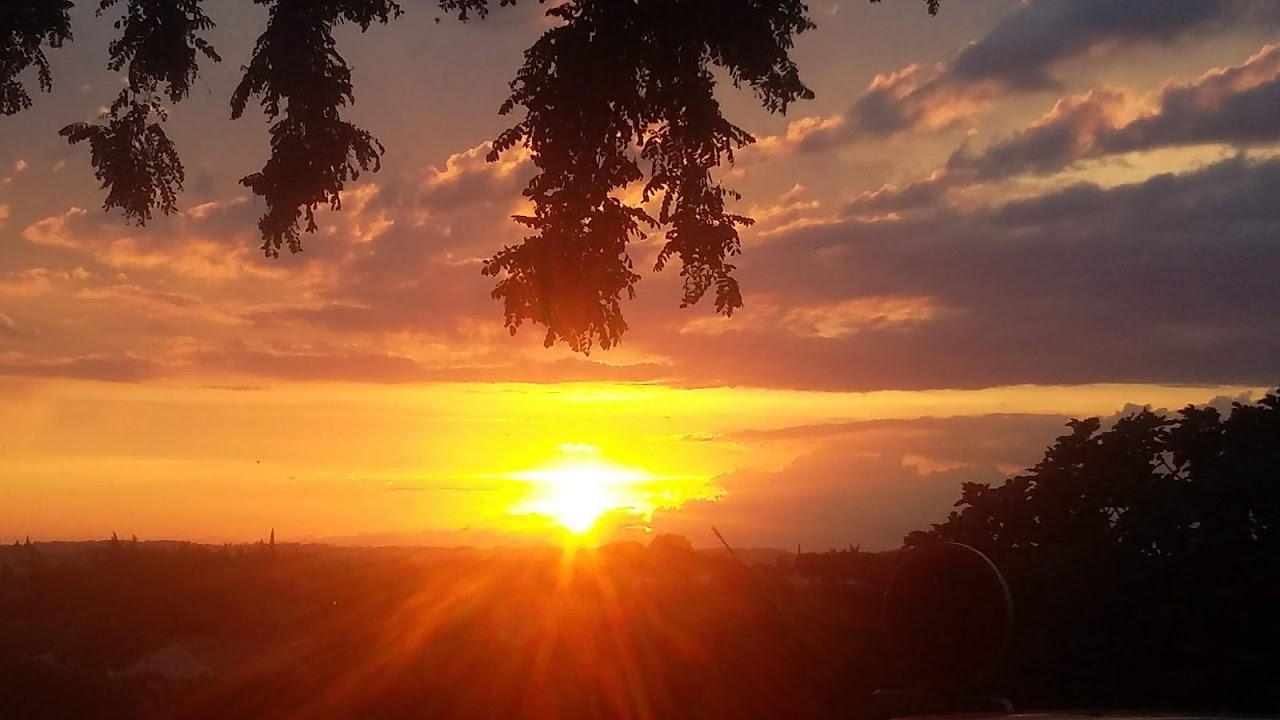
[{"x1": 3, "y1": 391, "x2": 1277, "y2": 719}]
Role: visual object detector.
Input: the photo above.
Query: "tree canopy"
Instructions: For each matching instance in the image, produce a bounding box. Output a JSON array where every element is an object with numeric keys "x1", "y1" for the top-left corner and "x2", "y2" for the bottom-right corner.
[
  {"x1": 912, "y1": 391, "x2": 1280, "y2": 560},
  {"x1": 3, "y1": 0, "x2": 939, "y2": 353},
  {"x1": 902, "y1": 391, "x2": 1280, "y2": 709}
]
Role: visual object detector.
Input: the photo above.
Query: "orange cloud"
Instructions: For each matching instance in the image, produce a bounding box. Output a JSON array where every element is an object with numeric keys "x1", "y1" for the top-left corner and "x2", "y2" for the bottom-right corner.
[
  {"x1": 678, "y1": 294, "x2": 944, "y2": 341},
  {"x1": 22, "y1": 207, "x2": 91, "y2": 248},
  {"x1": 0, "y1": 269, "x2": 63, "y2": 297},
  {"x1": 783, "y1": 296, "x2": 945, "y2": 339},
  {"x1": 750, "y1": 114, "x2": 848, "y2": 158}
]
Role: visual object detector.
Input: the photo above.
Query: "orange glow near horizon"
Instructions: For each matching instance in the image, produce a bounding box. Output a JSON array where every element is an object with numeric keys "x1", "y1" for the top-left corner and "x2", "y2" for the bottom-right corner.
[{"x1": 0, "y1": 379, "x2": 1265, "y2": 543}]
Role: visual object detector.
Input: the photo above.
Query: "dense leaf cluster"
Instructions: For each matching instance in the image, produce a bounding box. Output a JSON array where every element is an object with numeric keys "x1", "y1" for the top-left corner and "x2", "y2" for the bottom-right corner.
[
  {"x1": 915, "y1": 391, "x2": 1280, "y2": 558},
  {"x1": 5, "y1": 0, "x2": 941, "y2": 350},
  {"x1": 0, "y1": 1, "x2": 73, "y2": 115},
  {"x1": 59, "y1": 0, "x2": 219, "y2": 223},
  {"x1": 483, "y1": 0, "x2": 815, "y2": 351},
  {"x1": 230, "y1": 0, "x2": 402, "y2": 256}
]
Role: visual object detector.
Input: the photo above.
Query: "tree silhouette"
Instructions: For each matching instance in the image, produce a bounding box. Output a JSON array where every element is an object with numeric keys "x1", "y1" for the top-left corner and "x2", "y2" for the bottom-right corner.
[
  {"x1": 0, "y1": 1, "x2": 73, "y2": 115},
  {"x1": 909, "y1": 390, "x2": 1280, "y2": 710},
  {"x1": 915, "y1": 391, "x2": 1280, "y2": 560},
  {"x1": 3, "y1": 0, "x2": 941, "y2": 353}
]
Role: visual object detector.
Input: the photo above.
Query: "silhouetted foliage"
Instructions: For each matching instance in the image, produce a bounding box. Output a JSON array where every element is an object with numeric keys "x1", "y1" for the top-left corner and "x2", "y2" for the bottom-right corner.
[
  {"x1": 229, "y1": 0, "x2": 399, "y2": 257},
  {"x1": 482, "y1": 0, "x2": 816, "y2": 350},
  {"x1": 910, "y1": 390, "x2": 1280, "y2": 711},
  {"x1": 58, "y1": 0, "x2": 220, "y2": 224},
  {"x1": 5, "y1": 0, "x2": 943, "y2": 352},
  {"x1": 916, "y1": 391, "x2": 1280, "y2": 559},
  {"x1": 0, "y1": 0, "x2": 73, "y2": 115}
]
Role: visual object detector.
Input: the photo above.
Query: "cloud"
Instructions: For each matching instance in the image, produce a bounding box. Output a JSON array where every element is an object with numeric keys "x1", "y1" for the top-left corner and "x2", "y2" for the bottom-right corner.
[
  {"x1": 7, "y1": 80, "x2": 1275, "y2": 392},
  {"x1": 193, "y1": 346, "x2": 441, "y2": 384},
  {"x1": 0, "y1": 266, "x2": 231, "y2": 330},
  {"x1": 0, "y1": 128, "x2": 821, "y2": 387},
  {"x1": 2, "y1": 138, "x2": 582, "y2": 387},
  {"x1": 947, "y1": 0, "x2": 1273, "y2": 89},
  {"x1": 739, "y1": 184, "x2": 837, "y2": 240},
  {"x1": 0, "y1": 352, "x2": 160, "y2": 382},
  {"x1": 22, "y1": 207, "x2": 92, "y2": 249},
  {"x1": 765, "y1": 0, "x2": 1280, "y2": 153},
  {"x1": 948, "y1": 44, "x2": 1280, "y2": 181},
  {"x1": 0, "y1": 269, "x2": 62, "y2": 297},
  {"x1": 20, "y1": 201, "x2": 295, "y2": 281},
  {"x1": 417, "y1": 141, "x2": 533, "y2": 212},
  {"x1": 624, "y1": 154, "x2": 1280, "y2": 392},
  {"x1": 72, "y1": 283, "x2": 216, "y2": 317},
  {"x1": 13, "y1": 159, "x2": 27, "y2": 173},
  {"x1": 849, "y1": 44, "x2": 1280, "y2": 215},
  {"x1": 679, "y1": 294, "x2": 945, "y2": 341},
  {"x1": 0, "y1": 313, "x2": 17, "y2": 338},
  {"x1": 179, "y1": 339, "x2": 674, "y2": 386},
  {"x1": 750, "y1": 114, "x2": 849, "y2": 157},
  {"x1": 727, "y1": 414, "x2": 1073, "y2": 472},
  {"x1": 843, "y1": 170, "x2": 952, "y2": 217},
  {"x1": 235, "y1": 141, "x2": 539, "y2": 346},
  {"x1": 195, "y1": 153, "x2": 1280, "y2": 390},
  {"x1": 650, "y1": 442, "x2": 1005, "y2": 550},
  {"x1": 649, "y1": 396, "x2": 1249, "y2": 550}
]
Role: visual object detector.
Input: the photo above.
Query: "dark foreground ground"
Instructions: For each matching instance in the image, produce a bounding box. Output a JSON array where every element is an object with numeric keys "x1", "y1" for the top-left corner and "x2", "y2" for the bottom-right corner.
[{"x1": 0, "y1": 533, "x2": 1276, "y2": 720}]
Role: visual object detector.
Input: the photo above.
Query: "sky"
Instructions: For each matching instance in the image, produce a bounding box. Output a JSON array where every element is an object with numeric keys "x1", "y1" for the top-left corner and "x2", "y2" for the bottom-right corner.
[{"x1": 1, "y1": 0, "x2": 1277, "y2": 549}]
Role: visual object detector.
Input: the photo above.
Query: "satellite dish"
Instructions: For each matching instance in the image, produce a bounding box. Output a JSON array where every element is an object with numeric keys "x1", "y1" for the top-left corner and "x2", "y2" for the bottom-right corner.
[{"x1": 883, "y1": 542, "x2": 1013, "y2": 692}]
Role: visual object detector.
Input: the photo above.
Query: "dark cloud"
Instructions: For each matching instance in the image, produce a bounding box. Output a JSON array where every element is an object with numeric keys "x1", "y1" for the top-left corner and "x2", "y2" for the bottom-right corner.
[
  {"x1": 645, "y1": 397, "x2": 1267, "y2": 550},
  {"x1": 815, "y1": 0, "x2": 1280, "y2": 145},
  {"x1": 947, "y1": 45, "x2": 1280, "y2": 182},
  {"x1": 415, "y1": 143, "x2": 533, "y2": 212},
  {"x1": 992, "y1": 153, "x2": 1278, "y2": 227},
  {"x1": 237, "y1": 145, "x2": 536, "y2": 342},
  {"x1": 629, "y1": 154, "x2": 1280, "y2": 392},
  {"x1": 195, "y1": 347, "x2": 436, "y2": 384},
  {"x1": 844, "y1": 170, "x2": 952, "y2": 216},
  {"x1": 190, "y1": 345, "x2": 674, "y2": 385},
  {"x1": 0, "y1": 353, "x2": 160, "y2": 382},
  {"x1": 11, "y1": 30, "x2": 1276, "y2": 393},
  {"x1": 650, "y1": 444, "x2": 1005, "y2": 550},
  {"x1": 947, "y1": 0, "x2": 1272, "y2": 89},
  {"x1": 182, "y1": 195, "x2": 264, "y2": 242},
  {"x1": 250, "y1": 300, "x2": 468, "y2": 337},
  {"x1": 1101, "y1": 50, "x2": 1280, "y2": 150},
  {"x1": 74, "y1": 283, "x2": 203, "y2": 309},
  {"x1": 199, "y1": 384, "x2": 265, "y2": 392},
  {"x1": 848, "y1": 44, "x2": 1280, "y2": 215},
  {"x1": 23, "y1": 155, "x2": 1270, "y2": 392},
  {"x1": 225, "y1": 155, "x2": 1280, "y2": 390},
  {"x1": 944, "y1": 87, "x2": 1137, "y2": 181},
  {"x1": 727, "y1": 414, "x2": 1071, "y2": 471}
]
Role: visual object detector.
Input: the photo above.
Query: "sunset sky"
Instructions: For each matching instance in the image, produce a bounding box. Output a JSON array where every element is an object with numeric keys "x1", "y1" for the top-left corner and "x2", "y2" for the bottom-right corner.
[{"x1": 1, "y1": 0, "x2": 1277, "y2": 549}]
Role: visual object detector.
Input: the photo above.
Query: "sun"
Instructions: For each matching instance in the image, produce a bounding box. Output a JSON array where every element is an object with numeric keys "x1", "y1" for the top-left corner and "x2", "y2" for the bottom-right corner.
[
  {"x1": 511, "y1": 445, "x2": 653, "y2": 535},
  {"x1": 530, "y1": 467, "x2": 622, "y2": 533}
]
